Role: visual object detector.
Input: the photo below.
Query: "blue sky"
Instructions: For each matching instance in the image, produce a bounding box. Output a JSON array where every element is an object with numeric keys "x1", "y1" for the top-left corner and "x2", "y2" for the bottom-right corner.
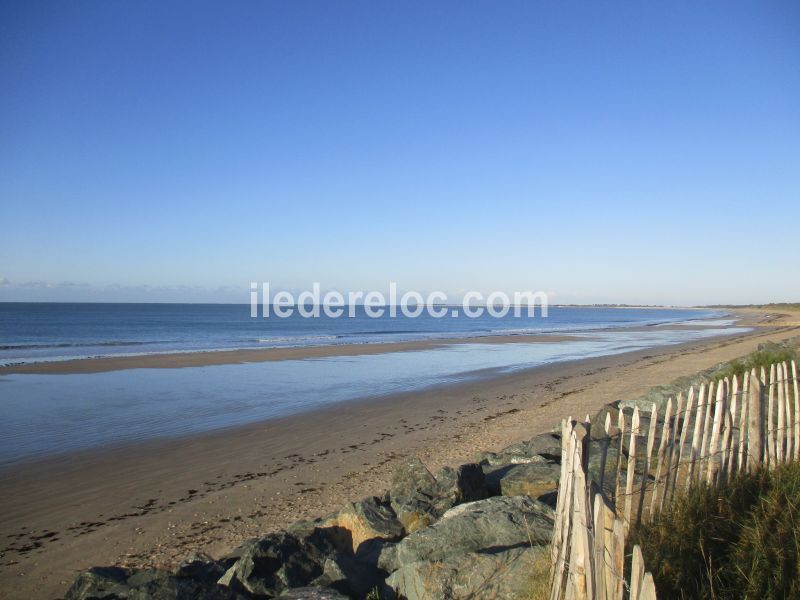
[{"x1": 1, "y1": 1, "x2": 798, "y2": 305}]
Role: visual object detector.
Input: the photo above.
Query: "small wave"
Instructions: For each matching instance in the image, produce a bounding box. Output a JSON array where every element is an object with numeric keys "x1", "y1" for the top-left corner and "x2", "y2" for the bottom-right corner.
[
  {"x1": 255, "y1": 335, "x2": 341, "y2": 343},
  {"x1": 0, "y1": 340, "x2": 166, "y2": 351}
]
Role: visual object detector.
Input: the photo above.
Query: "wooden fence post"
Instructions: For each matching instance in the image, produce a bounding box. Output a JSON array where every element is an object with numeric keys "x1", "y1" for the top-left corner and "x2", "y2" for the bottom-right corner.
[
  {"x1": 747, "y1": 370, "x2": 764, "y2": 473},
  {"x1": 630, "y1": 544, "x2": 645, "y2": 600},
  {"x1": 614, "y1": 410, "x2": 626, "y2": 506},
  {"x1": 737, "y1": 374, "x2": 749, "y2": 473},
  {"x1": 637, "y1": 404, "x2": 658, "y2": 525},
  {"x1": 793, "y1": 360, "x2": 800, "y2": 462},
  {"x1": 767, "y1": 364, "x2": 776, "y2": 468},
  {"x1": 599, "y1": 413, "x2": 612, "y2": 492},
  {"x1": 550, "y1": 419, "x2": 574, "y2": 600},
  {"x1": 687, "y1": 383, "x2": 706, "y2": 486},
  {"x1": 651, "y1": 398, "x2": 672, "y2": 513},
  {"x1": 640, "y1": 572, "x2": 657, "y2": 600},
  {"x1": 567, "y1": 423, "x2": 593, "y2": 600},
  {"x1": 707, "y1": 380, "x2": 726, "y2": 484},
  {"x1": 665, "y1": 393, "x2": 684, "y2": 506},
  {"x1": 675, "y1": 386, "x2": 694, "y2": 492},
  {"x1": 720, "y1": 379, "x2": 733, "y2": 480},
  {"x1": 778, "y1": 365, "x2": 786, "y2": 465},
  {"x1": 624, "y1": 407, "x2": 640, "y2": 532},
  {"x1": 782, "y1": 363, "x2": 792, "y2": 461},
  {"x1": 610, "y1": 518, "x2": 625, "y2": 600},
  {"x1": 699, "y1": 381, "x2": 715, "y2": 483},
  {"x1": 726, "y1": 375, "x2": 738, "y2": 476}
]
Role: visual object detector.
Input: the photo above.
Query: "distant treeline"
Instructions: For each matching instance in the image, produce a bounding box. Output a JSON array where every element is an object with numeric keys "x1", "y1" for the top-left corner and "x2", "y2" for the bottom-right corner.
[{"x1": 704, "y1": 303, "x2": 800, "y2": 310}]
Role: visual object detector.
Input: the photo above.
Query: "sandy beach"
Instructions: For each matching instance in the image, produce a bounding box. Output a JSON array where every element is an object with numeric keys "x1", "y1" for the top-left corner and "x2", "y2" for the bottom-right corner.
[{"x1": 0, "y1": 310, "x2": 796, "y2": 598}]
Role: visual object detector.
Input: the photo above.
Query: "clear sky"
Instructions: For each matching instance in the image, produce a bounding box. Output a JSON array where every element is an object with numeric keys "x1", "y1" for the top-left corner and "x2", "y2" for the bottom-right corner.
[{"x1": 1, "y1": 1, "x2": 798, "y2": 305}]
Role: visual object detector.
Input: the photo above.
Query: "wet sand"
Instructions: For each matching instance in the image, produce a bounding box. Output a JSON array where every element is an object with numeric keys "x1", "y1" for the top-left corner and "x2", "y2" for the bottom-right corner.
[
  {"x1": 0, "y1": 334, "x2": 580, "y2": 375},
  {"x1": 0, "y1": 311, "x2": 797, "y2": 599}
]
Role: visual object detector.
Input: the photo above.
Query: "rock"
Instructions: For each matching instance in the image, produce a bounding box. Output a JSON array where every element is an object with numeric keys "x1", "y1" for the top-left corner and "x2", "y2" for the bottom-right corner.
[
  {"x1": 174, "y1": 553, "x2": 227, "y2": 583},
  {"x1": 310, "y1": 553, "x2": 388, "y2": 599},
  {"x1": 495, "y1": 462, "x2": 562, "y2": 498},
  {"x1": 355, "y1": 538, "x2": 399, "y2": 574},
  {"x1": 433, "y1": 463, "x2": 487, "y2": 507},
  {"x1": 482, "y1": 461, "x2": 561, "y2": 498},
  {"x1": 390, "y1": 457, "x2": 437, "y2": 496},
  {"x1": 395, "y1": 496, "x2": 554, "y2": 567},
  {"x1": 220, "y1": 531, "x2": 331, "y2": 597},
  {"x1": 387, "y1": 545, "x2": 548, "y2": 600},
  {"x1": 279, "y1": 587, "x2": 350, "y2": 599},
  {"x1": 66, "y1": 566, "x2": 244, "y2": 600},
  {"x1": 335, "y1": 496, "x2": 404, "y2": 553},
  {"x1": 389, "y1": 460, "x2": 487, "y2": 535},
  {"x1": 477, "y1": 433, "x2": 562, "y2": 467}
]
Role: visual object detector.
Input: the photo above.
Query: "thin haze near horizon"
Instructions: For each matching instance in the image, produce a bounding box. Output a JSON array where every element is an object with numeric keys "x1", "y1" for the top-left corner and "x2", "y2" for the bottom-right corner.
[{"x1": 1, "y1": 2, "x2": 798, "y2": 306}]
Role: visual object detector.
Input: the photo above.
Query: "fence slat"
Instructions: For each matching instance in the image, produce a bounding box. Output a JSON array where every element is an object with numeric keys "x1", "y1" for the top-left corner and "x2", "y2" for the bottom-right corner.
[
  {"x1": 630, "y1": 545, "x2": 645, "y2": 600},
  {"x1": 550, "y1": 420, "x2": 575, "y2": 600},
  {"x1": 699, "y1": 381, "x2": 715, "y2": 483},
  {"x1": 778, "y1": 366, "x2": 786, "y2": 464},
  {"x1": 651, "y1": 398, "x2": 672, "y2": 513},
  {"x1": 637, "y1": 403, "x2": 658, "y2": 524},
  {"x1": 792, "y1": 361, "x2": 800, "y2": 461},
  {"x1": 592, "y1": 493, "x2": 610, "y2": 600},
  {"x1": 639, "y1": 573, "x2": 657, "y2": 600},
  {"x1": 675, "y1": 386, "x2": 695, "y2": 487},
  {"x1": 610, "y1": 519, "x2": 625, "y2": 600},
  {"x1": 624, "y1": 407, "x2": 640, "y2": 532},
  {"x1": 738, "y1": 374, "x2": 749, "y2": 473},
  {"x1": 568, "y1": 424, "x2": 593, "y2": 600},
  {"x1": 665, "y1": 392, "x2": 684, "y2": 506},
  {"x1": 747, "y1": 370, "x2": 763, "y2": 472},
  {"x1": 720, "y1": 379, "x2": 733, "y2": 480},
  {"x1": 726, "y1": 375, "x2": 739, "y2": 476},
  {"x1": 614, "y1": 410, "x2": 626, "y2": 506},
  {"x1": 598, "y1": 413, "x2": 612, "y2": 493},
  {"x1": 687, "y1": 383, "x2": 706, "y2": 486},
  {"x1": 767, "y1": 364, "x2": 776, "y2": 468},
  {"x1": 707, "y1": 381, "x2": 726, "y2": 484},
  {"x1": 783, "y1": 362, "x2": 793, "y2": 462}
]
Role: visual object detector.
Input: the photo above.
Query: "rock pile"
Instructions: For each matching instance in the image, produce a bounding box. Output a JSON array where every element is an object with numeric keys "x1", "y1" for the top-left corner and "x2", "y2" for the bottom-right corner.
[{"x1": 66, "y1": 433, "x2": 564, "y2": 600}]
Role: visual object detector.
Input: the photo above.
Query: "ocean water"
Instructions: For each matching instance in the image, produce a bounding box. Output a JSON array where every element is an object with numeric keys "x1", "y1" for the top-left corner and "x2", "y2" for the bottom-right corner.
[
  {"x1": 0, "y1": 303, "x2": 746, "y2": 466},
  {"x1": 0, "y1": 303, "x2": 723, "y2": 365}
]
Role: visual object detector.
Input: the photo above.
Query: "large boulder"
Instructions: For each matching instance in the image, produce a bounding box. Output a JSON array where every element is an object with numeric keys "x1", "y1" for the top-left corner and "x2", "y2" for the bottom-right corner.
[
  {"x1": 66, "y1": 566, "x2": 244, "y2": 600},
  {"x1": 219, "y1": 524, "x2": 389, "y2": 598},
  {"x1": 388, "y1": 496, "x2": 553, "y2": 600},
  {"x1": 174, "y1": 553, "x2": 228, "y2": 583},
  {"x1": 482, "y1": 461, "x2": 561, "y2": 498},
  {"x1": 476, "y1": 433, "x2": 562, "y2": 467},
  {"x1": 395, "y1": 495, "x2": 554, "y2": 567},
  {"x1": 387, "y1": 545, "x2": 548, "y2": 600},
  {"x1": 334, "y1": 496, "x2": 404, "y2": 553},
  {"x1": 389, "y1": 460, "x2": 487, "y2": 534},
  {"x1": 218, "y1": 531, "x2": 332, "y2": 596}
]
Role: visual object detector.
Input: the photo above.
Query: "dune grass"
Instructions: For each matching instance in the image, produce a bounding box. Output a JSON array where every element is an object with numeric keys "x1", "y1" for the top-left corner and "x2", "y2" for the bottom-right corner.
[
  {"x1": 629, "y1": 463, "x2": 800, "y2": 599},
  {"x1": 712, "y1": 343, "x2": 796, "y2": 383}
]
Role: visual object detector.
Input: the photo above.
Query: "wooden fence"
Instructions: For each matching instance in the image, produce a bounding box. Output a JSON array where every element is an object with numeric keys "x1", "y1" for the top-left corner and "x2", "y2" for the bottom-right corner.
[{"x1": 549, "y1": 359, "x2": 799, "y2": 600}]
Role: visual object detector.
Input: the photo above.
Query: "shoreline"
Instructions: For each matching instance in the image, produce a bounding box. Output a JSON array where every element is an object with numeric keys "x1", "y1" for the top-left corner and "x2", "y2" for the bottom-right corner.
[
  {"x1": 1, "y1": 316, "x2": 798, "y2": 598},
  {"x1": 0, "y1": 333, "x2": 582, "y2": 375},
  {"x1": 0, "y1": 308, "x2": 759, "y2": 376}
]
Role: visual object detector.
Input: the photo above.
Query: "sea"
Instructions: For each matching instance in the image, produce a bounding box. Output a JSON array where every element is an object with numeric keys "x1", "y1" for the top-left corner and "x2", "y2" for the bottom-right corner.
[{"x1": 0, "y1": 303, "x2": 745, "y2": 466}]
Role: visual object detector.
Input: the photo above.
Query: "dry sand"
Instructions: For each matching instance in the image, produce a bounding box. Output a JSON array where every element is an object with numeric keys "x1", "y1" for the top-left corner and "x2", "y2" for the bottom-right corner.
[{"x1": 0, "y1": 309, "x2": 798, "y2": 599}]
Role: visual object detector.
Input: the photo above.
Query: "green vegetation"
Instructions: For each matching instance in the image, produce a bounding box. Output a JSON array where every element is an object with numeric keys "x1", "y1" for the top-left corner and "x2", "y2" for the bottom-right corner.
[
  {"x1": 629, "y1": 463, "x2": 800, "y2": 599},
  {"x1": 712, "y1": 342, "x2": 797, "y2": 382},
  {"x1": 704, "y1": 303, "x2": 800, "y2": 310}
]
